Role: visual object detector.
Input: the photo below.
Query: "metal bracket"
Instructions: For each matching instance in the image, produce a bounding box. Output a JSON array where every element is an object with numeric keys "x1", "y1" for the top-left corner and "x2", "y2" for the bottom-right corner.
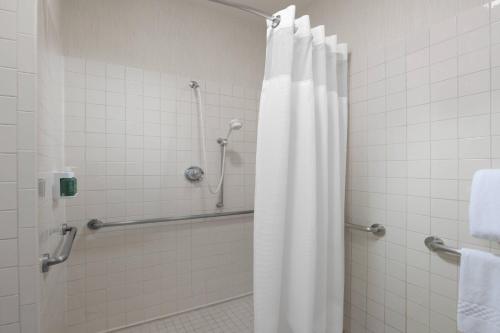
[
  {"x1": 425, "y1": 236, "x2": 444, "y2": 251},
  {"x1": 87, "y1": 219, "x2": 104, "y2": 230},
  {"x1": 424, "y1": 236, "x2": 461, "y2": 256},
  {"x1": 368, "y1": 223, "x2": 386, "y2": 236},
  {"x1": 345, "y1": 222, "x2": 385, "y2": 236}
]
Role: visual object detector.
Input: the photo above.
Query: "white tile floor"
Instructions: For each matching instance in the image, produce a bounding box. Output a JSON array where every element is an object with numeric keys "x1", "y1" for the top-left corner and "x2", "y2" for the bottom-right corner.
[{"x1": 115, "y1": 296, "x2": 253, "y2": 333}]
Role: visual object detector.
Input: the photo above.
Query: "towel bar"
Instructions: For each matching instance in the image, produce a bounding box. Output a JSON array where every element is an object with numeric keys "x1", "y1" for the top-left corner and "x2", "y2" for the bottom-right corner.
[{"x1": 424, "y1": 236, "x2": 461, "y2": 256}]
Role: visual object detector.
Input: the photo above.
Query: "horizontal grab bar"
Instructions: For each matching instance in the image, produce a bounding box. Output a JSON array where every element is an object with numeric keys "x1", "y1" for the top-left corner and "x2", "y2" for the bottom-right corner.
[
  {"x1": 424, "y1": 236, "x2": 461, "y2": 256},
  {"x1": 345, "y1": 223, "x2": 385, "y2": 236},
  {"x1": 88, "y1": 211, "x2": 386, "y2": 238},
  {"x1": 41, "y1": 224, "x2": 78, "y2": 273},
  {"x1": 88, "y1": 210, "x2": 255, "y2": 230}
]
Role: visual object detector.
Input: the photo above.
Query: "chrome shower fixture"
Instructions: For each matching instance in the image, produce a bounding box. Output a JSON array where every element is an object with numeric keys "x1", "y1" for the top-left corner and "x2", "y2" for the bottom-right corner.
[
  {"x1": 184, "y1": 166, "x2": 204, "y2": 182},
  {"x1": 228, "y1": 118, "x2": 243, "y2": 134},
  {"x1": 217, "y1": 118, "x2": 243, "y2": 146},
  {"x1": 189, "y1": 80, "x2": 199, "y2": 89},
  {"x1": 219, "y1": 118, "x2": 243, "y2": 145},
  {"x1": 190, "y1": 81, "x2": 244, "y2": 207}
]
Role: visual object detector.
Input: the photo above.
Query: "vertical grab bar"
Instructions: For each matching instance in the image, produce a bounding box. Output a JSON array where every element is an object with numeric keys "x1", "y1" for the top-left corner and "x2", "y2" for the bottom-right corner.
[{"x1": 41, "y1": 224, "x2": 77, "y2": 273}]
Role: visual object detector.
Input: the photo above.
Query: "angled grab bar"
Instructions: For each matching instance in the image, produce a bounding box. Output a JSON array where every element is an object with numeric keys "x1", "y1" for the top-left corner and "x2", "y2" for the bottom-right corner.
[
  {"x1": 41, "y1": 224, "x2": 77, "y2": 273},
  {"x1": 345, "y1": 223, "x2": 385, "y2": 236},
  {"x1": 424, "y1": 236, "x2": 461, "y2": 256}
]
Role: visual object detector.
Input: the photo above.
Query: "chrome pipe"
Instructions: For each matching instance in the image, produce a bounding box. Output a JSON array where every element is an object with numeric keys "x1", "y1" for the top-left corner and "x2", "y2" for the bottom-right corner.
[
  {"x1": 206, "y1": 0, "x2": 281, "y2": 28},
  {"x1": 345, "y1": 223, "x2": 385, "y2": 236},
  {"x1": 88, "y1": 210, "x2": 255, "y2": 230},
  {"x1": 41, "y1": 224, "x2": 78, "y2": 273},
  {"x1": 216, "y1": 141, "x2": 225, "y2": 208},
  {"x1": 425, "y1": 236, "x2": 461, "y2": 256}
]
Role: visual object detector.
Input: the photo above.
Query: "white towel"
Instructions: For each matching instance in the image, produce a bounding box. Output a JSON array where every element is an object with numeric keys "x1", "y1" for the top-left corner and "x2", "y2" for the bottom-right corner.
[
  {"x1": 458, "y1": 249, "x2": 500, "y2": 333},
  {"x1": 469, "y1": 169, "x2": 500, "y2": 241}
]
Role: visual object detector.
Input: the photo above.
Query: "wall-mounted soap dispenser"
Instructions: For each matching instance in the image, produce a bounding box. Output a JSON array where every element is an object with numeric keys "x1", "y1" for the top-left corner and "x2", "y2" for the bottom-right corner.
[{"x1": 53, "y1": 170, "x2": 78, "y2": 199}]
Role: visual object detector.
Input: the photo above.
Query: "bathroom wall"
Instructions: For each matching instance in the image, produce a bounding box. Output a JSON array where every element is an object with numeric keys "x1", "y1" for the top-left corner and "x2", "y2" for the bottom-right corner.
[
  {"x1": 0, "y1": 0, "x2": 39, "y2": 332},
  {"x1": 63, "y1": 59, "x2": 257, "y2": 332},
  {"x1": 37, "y1": 0, "x2": 67, "y2": 332},
  {"x1": 305, "y1": 0, "x2": 500, "y2": 332},
  {"x1": 59, "y1": 1, "x2": 261, "y2": 331},
  {"x1": 60, "y1": 0, "x2": 267, "y2": 87}
]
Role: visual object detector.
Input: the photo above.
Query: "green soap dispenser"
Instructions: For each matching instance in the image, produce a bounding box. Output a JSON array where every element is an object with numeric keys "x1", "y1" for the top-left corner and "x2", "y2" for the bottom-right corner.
[
  {"x1": 53, "y1": 170, "x2": 78, "y2": 199},
  {"x1": 60, "y1": 177, "x2": 77, "y2": 197}
]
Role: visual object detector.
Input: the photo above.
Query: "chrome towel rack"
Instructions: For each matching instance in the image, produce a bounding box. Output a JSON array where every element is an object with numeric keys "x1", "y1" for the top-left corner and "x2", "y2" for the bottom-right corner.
[
  {"x1": 424, "y1": 236, "x2": 461, "y2": 256},
  {"x1": 345, "y1": 223, "x2": 385, "y2": 236},
  {"x1": 41, "y1": 224, "x2": 77, "y2": 273}
]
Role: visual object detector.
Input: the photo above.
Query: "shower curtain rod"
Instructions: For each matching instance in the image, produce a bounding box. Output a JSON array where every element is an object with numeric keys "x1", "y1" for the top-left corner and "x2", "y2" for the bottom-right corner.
[{"x1": 206, "y1": 0, "x2": 281, "y2": 28}]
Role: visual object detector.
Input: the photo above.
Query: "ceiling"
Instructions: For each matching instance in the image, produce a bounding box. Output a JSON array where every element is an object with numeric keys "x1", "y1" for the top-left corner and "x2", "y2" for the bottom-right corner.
[{"x1": 237, "y1": 0, "x2": 315, "y2": 13}]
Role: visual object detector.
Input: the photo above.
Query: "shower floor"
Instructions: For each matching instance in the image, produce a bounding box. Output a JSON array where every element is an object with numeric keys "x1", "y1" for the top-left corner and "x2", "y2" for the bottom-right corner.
[{"x1": 114, "y1": 295, "x2": 253, "y2": 333}]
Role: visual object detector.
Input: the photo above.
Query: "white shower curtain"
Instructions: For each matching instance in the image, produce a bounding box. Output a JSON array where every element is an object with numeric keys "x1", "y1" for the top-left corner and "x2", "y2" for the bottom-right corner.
[{"x1": 254, "y1": 5, "x2": 348, "y2": 333}]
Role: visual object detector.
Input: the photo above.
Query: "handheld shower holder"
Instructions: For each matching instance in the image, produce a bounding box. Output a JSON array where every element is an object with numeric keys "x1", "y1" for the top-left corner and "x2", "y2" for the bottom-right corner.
[{"x1": 217, "y1": 137, "x2": 228, "y2": 146}]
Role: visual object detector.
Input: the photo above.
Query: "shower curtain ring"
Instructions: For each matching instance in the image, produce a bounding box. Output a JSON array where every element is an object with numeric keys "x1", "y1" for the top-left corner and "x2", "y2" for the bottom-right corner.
[{"x1": 271, "y1": 15, "x2": 281, "y2": 28}]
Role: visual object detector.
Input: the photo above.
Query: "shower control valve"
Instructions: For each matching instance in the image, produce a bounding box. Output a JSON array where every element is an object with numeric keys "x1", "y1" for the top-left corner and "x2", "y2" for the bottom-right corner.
[{"x1": 185, "y1": 166, "x2": 204, "y2": 182}]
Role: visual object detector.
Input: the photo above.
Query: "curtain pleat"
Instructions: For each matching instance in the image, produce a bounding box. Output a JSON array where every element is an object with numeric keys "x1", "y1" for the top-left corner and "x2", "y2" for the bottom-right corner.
[{"x1": 254, "y1": 5, "x2": 349, "y2": 333}]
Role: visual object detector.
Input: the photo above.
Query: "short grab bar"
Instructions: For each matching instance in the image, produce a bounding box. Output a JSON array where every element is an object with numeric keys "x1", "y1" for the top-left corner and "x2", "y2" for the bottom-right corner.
[
  {"x1": 424, "y1": 236, "x2": 461, "y2": 256},
  {"x1": 41, "y1": 224, "x2": 77, "y2": 273},
  {"x1": 345, "y1": 223, "x2": 385, "y2": 236}
]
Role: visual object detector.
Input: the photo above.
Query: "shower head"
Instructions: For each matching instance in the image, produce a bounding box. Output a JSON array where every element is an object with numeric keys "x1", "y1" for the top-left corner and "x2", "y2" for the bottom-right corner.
[
  {"x1": 229, "y1": 119, "x2": 243, "y2": 131},
  {"x1": 226, "y1": 118, "x2": 243, "y2": 139},
  {"x1": 218, "y1": 119, "x2": 243, "y2": 145},
  {"x1": 217, "y1": 119, "x2": 243, "y2": 146}
]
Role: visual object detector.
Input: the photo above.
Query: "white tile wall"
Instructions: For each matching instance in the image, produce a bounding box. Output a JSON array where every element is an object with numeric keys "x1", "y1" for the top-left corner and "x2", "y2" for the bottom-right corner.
[
  {"x1": 36, "y1": 1, "x2": 75, "y2": 333},
  {"x1": 60, "y1": 0, "x2": 265, "y2": 89},
  {"x1": 62, "y1": 58, "x2": 258, "y2": 332},
  {"x1": 306, "y1": 1, "x2": 500, "y2": 332},
  {"x1": 300, "y1": 0, "x2": 500, "y2": 333},
  {"x1": 0, "y1": 0, "x2": 39, "y2": 332}
]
